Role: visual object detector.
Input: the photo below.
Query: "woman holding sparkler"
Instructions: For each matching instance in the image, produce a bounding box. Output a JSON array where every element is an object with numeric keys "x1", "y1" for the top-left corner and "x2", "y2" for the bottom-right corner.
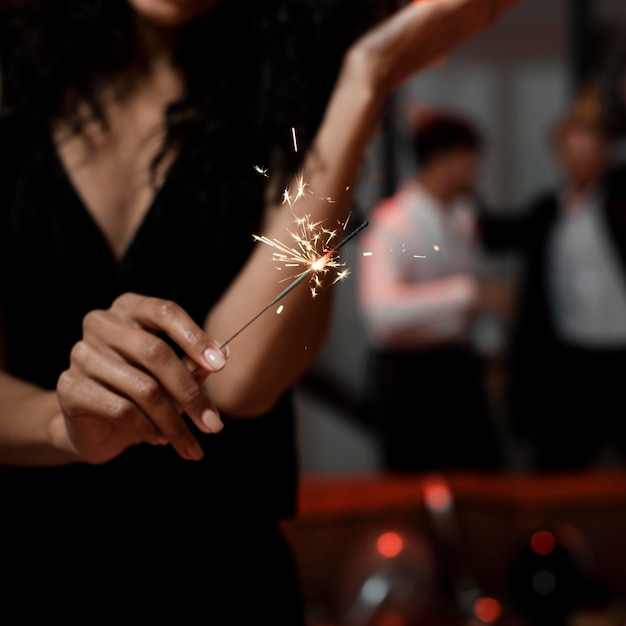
[{"x1": 0, "y1": 0, "x2": 521, "y2": 620}]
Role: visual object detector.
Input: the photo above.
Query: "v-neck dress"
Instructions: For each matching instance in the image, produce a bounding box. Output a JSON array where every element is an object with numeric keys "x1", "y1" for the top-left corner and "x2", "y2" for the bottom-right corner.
[{"x1": 0, "y1": 114, "x2": 303, "y2": 620}]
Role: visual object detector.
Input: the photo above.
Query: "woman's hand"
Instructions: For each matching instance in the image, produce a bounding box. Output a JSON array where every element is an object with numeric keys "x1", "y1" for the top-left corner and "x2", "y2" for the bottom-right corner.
[
  {"x1": 57, "y1": 293, "x2": 228, "y2": 464},
  {"x1": 344, "y1": 0, "x2": 522, "y2": 97}
]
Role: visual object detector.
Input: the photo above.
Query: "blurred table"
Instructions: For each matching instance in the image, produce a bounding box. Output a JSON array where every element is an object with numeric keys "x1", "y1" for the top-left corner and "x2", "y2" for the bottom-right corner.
[
  {"x1": 282, "y1": 470, "x2": 626, "y2": 625},
  {"x1": 293, "y1": 469, "x2": 626, "y2": 517}
]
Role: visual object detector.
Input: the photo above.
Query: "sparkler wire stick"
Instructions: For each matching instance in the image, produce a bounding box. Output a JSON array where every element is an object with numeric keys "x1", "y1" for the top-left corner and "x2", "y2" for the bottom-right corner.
[{"x1": 219, "y1": 220, "x2": 368, "y2": 349}]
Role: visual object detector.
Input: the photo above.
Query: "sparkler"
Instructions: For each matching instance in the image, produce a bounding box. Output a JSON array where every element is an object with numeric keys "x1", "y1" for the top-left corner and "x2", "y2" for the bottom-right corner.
[
  {"x1": 219, "y1": 219, "x2": 368, "y2": 349},
  {"x1": 253, "y1": 213, "x2": 349, "y2": 297}
]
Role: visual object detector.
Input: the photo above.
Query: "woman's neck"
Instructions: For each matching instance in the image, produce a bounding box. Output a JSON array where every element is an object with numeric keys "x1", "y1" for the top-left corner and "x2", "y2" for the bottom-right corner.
[
  {"x1": 100, "y1": 13, "x2": 184, "y2": 114},
  {"x1": 132, "y1": 13, "x2": 181, "y2": 74}
]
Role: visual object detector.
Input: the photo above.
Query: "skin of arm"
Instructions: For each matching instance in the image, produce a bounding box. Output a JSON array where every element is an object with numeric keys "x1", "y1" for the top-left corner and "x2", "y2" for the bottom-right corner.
[
  {"x1": 0, "y1": 371, "x2": 77, "y2": 465},
  {"x1": 0, "y1": 0, "x2": 523, "y2": 462}
]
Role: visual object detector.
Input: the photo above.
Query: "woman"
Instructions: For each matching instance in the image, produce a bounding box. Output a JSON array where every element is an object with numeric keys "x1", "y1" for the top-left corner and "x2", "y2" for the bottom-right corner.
[{"x1": 0, "y1": 0, "x2": 520, "y2": 621}]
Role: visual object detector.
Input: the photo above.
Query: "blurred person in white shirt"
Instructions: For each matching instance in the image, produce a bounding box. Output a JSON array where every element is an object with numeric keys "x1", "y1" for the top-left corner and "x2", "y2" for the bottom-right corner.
[{"x1": 358, "y1": 109, "x2": 502, "y2": 473}]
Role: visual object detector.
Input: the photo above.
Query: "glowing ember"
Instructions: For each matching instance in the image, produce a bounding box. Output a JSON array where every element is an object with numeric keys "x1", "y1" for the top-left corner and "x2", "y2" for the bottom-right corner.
[
  {"x1": 219, "y1": 219, "x2": 368, "y2": 348},
  {"x1": 311, "y1": 257, "x2": 327, "y2": 272}
]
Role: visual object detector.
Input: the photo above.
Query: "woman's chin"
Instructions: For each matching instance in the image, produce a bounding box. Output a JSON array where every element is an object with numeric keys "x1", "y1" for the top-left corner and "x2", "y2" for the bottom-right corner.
[{"x1": 128, "y1": 0, "x2": 222, "y2": 27}]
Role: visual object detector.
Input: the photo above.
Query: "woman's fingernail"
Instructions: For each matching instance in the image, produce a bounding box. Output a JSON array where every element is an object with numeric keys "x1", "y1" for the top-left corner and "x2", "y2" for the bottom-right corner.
[
  {"x1": 204, "y1": 348, "x2": 226, "y2": 370},
  {"x1": 201, "y1": 409, "x2": 224, "y2": 433}
]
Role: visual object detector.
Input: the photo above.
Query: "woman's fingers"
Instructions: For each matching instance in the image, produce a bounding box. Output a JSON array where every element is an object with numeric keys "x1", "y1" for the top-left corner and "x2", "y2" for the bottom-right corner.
[
  {"x1": 58, "y1": 293, "x2": 230, "y2": 463},
  {"x1": 180, "y1": 355, "x2": 224, "y2": 433},
  {"x1": 133, "y1": 296, "x2": 229, "y2": 434},
  {"x1": 111, "y1": 293, "x2": 228, "y2": 372},
  {"x1": 68, "y1": 339, "x2": 208, "y2": 460},
  {"x1": 83, "y1": 308, "x2": 225, "y2": 446},
  {"x1": 88, "y1": 310, "x2": 222, "y2": 429},
  {"x1": 58, "y1": 371, "x2": 161, "y2": 464}
]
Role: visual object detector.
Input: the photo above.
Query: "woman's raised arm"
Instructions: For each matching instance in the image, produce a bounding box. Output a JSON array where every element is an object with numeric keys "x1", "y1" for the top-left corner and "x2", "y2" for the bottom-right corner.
[{"x1": 204, "y1": 0, "x2": 523, "y2": 417}]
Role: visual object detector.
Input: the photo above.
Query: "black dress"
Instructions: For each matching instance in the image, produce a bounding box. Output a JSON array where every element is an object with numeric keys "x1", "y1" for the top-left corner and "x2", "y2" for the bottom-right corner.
[{"x1": 0, "y1": 114, "x2": 304, "y2": 623}]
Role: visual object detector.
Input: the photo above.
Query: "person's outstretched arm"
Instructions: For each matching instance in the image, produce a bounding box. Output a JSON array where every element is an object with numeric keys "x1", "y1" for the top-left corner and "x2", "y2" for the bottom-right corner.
[{"x1": 204, "y1": 0, "x2": 523, "y2": 416}]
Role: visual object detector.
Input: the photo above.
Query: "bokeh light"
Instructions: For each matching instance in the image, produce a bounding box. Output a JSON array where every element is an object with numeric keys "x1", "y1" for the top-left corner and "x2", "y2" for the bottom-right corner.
[
  {"x1": 473, "y1": 596, "x2": 503, "y2": 623},
  {"x1": 376, "y1": 532, "x2": 404, "y2": 558},
  {"x1": 531, "y1": 570, "x2": 557, "y2": 596},
  {"x1": 531, "y1": 529, "x2": 556, "y2": 556},
  {"x1": 423, "y1": 478, "x2": 453, "y2": 513}
]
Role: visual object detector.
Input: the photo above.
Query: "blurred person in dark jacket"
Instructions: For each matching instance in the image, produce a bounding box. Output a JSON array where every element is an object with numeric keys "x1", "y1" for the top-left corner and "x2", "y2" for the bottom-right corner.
[{"x1": 481, "y1": 91, "x2": 626, "y2": 471}]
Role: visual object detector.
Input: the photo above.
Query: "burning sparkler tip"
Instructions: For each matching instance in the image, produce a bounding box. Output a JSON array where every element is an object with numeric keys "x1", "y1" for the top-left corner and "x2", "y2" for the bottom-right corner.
[{"x1": 220, "y1": 217, "x2": 368, "y2": 348}]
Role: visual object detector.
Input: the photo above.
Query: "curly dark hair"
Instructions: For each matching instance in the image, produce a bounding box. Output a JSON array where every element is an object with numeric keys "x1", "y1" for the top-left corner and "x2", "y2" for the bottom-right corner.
[{"x1": 0, "y1": 0, "x2": 385, "y2": 195}]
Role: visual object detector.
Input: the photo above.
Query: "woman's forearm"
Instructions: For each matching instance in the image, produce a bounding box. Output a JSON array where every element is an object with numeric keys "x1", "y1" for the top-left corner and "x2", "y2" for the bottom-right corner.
[{"x1": 0, "y1": 370, "x2": 79, "y2": 466}]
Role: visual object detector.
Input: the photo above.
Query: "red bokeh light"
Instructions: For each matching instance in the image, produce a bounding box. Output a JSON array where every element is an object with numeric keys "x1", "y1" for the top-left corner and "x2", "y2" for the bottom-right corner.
[
  {"x1": 473, "y1": 596, "x2": 502, "y2": 623},
  {"x1": 423, "y1": 480, "x2": 453, "y2": 513},
  {"x1": 530, "y1": 529, "x2": 556, "y2": 556},
  {"x1": 376, "y1": 531, "x2": 404, "y2": 558}
]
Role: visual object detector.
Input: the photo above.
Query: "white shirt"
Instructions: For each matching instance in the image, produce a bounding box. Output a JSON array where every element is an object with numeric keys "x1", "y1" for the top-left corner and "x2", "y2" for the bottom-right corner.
[
  {"x1": 548, "y1": 187, "x2": 626, "y2": 347},
  {"x1": 358, "y1": 180, "x2": 480, "y2": 350}
]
